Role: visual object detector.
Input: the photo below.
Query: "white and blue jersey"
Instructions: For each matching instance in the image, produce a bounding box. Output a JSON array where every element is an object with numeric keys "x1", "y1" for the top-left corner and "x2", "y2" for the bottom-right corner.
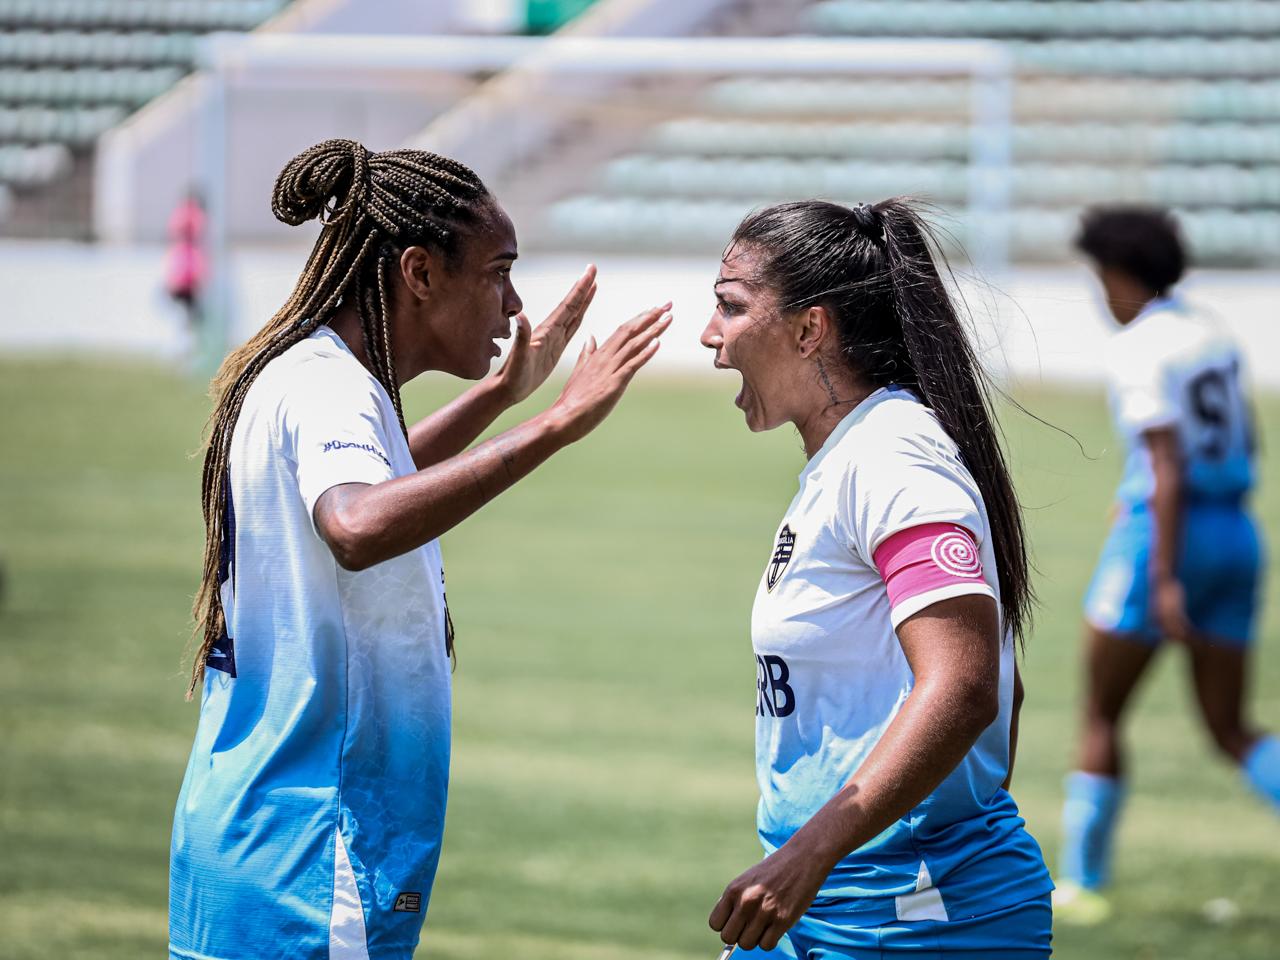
[
  {"x1": 1106, "y1": 297, "x2": 1254, "y2": 508},
  {"x1": 750, "y1": 388, "x2": 1052, "y2": 933},
  {"x1": 1085, "y1": 297, "x2": 1263, "y2": 644},
  {"x1": 170, "y1": 327, "x2": 453, "y2": 960}
]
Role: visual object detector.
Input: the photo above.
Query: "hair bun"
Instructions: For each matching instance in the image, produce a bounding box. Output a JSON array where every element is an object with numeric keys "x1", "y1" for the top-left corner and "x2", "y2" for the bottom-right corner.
[
  {"x1": 849, "y1": 202, "x2": 885, "y2": 242},
  {"x1": 271, "y1": 139, "x2": 371, "y2": 227}
]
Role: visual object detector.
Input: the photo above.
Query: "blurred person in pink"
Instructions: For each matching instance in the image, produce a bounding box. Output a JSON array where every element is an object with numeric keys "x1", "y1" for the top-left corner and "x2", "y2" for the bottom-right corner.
[{"x1": 164, "y1": 188, "x2": 207, "y2": 334}]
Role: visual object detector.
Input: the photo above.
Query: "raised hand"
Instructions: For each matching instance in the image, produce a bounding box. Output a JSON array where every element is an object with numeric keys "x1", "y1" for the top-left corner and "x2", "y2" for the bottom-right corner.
[
  {"x1": 550, "y1": 302, "x2": 672, "y2": 443},
  {"x1": 496, "y1": 265, "x2": 598, "y2": 405}
]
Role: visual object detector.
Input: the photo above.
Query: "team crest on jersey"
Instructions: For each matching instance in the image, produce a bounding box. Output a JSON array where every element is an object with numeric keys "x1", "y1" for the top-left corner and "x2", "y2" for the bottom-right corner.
[{"x1": 766, "y1": 524, "x2": 796, "y2": 592}]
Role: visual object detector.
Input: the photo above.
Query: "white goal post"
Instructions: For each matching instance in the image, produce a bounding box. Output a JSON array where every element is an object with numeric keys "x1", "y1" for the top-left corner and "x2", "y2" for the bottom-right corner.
[{"x1": 196, "y1": 33, "x2": 1014, "y2": 368}]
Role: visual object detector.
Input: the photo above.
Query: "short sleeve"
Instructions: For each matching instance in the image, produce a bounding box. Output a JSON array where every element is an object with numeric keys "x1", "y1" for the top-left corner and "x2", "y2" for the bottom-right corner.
[
  {"x1": 1108, "y1": 338, "x2": 1178, "y2": 435},
  {"x1": 282, "y1": 367, "x2": 397, "y2": 526},
  {"x1": 840, "y1": 433, "x2": 986, "y2": 569}
]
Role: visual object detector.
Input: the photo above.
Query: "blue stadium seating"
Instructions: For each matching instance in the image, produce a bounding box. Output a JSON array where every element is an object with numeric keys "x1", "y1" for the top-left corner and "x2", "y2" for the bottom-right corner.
[
  {"x1": 545, "y1": 0, "x2": 1280, "y2": 265},
  {"x1": 0, "y1": 0, "x2": 290, "y2": 234}
]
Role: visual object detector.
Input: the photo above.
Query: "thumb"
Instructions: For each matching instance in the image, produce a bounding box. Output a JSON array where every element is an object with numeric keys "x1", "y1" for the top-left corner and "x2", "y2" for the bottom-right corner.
[
  {"x1": 513, "y1": 312, "x2": 532, "y2": 347},
  {"x1": 569, "y1": 336, "x2": 596, "y2": 376}
]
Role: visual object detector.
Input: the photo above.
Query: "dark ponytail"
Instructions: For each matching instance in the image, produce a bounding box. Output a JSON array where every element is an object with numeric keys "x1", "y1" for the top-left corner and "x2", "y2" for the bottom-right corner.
[{"x1": 730, "y1": 198, "x2": 1033, "y2": 645}]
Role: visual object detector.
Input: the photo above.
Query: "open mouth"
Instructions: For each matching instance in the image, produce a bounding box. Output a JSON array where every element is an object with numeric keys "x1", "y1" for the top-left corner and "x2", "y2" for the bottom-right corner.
[
  {"x1": 489, "y1": 323, "x2": 512, "y2": 356},
  {"x1": 714, "y1": 357, "x2": 747, "y2": 410}
]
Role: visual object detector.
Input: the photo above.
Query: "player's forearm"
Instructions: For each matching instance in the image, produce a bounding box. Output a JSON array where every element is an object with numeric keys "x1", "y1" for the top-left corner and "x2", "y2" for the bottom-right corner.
[
  {"x1": 787, "y1": 672, "x2": 998, "y2": 871},
  {"x1": 407, "y1": 376, "x2": 514, "y2": 469},
  {"x1": 1147, "y1": 437, "x2": 1184, "y2": 581},
  {"x1": 319, "y1": 412, "x2": 569, "y2": 569}
]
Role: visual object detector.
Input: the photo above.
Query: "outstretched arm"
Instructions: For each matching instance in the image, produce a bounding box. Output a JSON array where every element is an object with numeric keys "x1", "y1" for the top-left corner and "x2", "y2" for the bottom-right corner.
[
  {"x1": 315, "y1": 303, "x2": 668, "y2": 570},
  {"x1": 408, "y1": 266, "x2": 597, "y2": 468},
  {"x1": 709, "y1": 594, "x2": 1001, "y2": 953}
]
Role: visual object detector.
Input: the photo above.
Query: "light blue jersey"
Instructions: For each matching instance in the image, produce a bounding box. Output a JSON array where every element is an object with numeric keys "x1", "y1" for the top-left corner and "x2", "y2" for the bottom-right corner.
[
  {"x1": 1086, "y1": 296, "x2": 1262, "y2": 644},
  {"x1": 751, "y1": 390, "x2": 1051, "y2": 929},
  {"x1": 1106, "y1": 297, "x2": 1255, "y2": 507},
  {"x1": 170, "y1": 328, "x2": 453, "y2": 960}
]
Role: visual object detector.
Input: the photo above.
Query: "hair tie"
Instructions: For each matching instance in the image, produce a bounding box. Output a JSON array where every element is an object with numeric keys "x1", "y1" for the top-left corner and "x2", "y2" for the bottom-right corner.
[{"x1": 850, "y1": 203, "x2": 885, "y2": 243}]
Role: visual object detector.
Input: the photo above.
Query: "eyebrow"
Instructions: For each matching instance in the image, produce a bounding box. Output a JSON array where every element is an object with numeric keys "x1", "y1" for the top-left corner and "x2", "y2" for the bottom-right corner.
[
  {"x1": 714, "y1": 276, "x2": 746, "y2": 288},
  {"x1": 490, "y1": 250, "x2": 518, "y2": 264}
]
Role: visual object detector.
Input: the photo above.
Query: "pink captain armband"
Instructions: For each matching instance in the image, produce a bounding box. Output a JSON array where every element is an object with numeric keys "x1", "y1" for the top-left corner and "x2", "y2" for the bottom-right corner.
[{"x1": 873, "y1": 522, "x2": 995, "y2": 626}]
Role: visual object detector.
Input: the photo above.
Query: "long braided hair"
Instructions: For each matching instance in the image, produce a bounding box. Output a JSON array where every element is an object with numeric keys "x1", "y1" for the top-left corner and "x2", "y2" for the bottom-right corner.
[{"x1": 189, "y1": 139, "x2": 490, "y2": 696}]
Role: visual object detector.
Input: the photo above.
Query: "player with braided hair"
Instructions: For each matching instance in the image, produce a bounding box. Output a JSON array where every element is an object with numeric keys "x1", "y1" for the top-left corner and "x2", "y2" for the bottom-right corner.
[{"x1": 170, "y1": 139, "x2": 669, "y2": 960}]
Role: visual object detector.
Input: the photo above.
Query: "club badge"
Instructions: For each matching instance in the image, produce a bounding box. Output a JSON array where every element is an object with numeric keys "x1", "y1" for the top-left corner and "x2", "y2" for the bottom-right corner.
[{"x1": 767, "y1": 524, "x2": 796, "y2": 592}]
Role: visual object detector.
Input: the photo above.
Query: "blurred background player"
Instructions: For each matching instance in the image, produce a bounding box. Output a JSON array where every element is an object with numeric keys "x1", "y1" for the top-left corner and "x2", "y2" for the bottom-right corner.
[
  {"x1": 1056, "y1": 206, "x2": 1279, "y2": 924},
  {"x1": 703, "y1": 199, "x2": 1051, "y2": 959},
  {"x1": 163, "y1": 188, "x2": 207, "y2": 359}
]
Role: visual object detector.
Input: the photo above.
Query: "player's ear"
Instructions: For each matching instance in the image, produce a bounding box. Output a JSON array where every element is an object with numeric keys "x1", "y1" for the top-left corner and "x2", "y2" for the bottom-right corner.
[
  {"x1": 796, "y1": 304, "x2": 831, "y2": 359},
  {"x1": 399, "y1": 246, "x2": 433, "y2": 302}
]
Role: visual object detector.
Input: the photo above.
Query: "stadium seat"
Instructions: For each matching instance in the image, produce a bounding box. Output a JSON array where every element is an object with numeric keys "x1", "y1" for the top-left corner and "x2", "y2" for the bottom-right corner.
[{"x1": 0, "y1": 1, "x2": 294, "y2": 235}]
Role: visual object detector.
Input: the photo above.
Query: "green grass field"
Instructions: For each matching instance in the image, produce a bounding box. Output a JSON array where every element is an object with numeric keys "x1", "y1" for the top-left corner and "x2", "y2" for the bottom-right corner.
[{"x1": 1, "y1": 357, "x2": 1277, "y2": 960}]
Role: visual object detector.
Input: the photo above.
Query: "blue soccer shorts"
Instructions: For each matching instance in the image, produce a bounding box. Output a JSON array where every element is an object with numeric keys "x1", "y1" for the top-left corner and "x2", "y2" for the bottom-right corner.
[
  {"x1": 733, "y1": 893, "x2": 1052, "y2": 959},
  {"x1": 1084, "y1": 501, "x2": 1261, "y2": 646}
]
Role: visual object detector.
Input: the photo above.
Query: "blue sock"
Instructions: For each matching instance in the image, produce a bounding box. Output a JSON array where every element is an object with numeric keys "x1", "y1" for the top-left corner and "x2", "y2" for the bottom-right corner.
[
  {"x1": 1243, "y1": 736, "x2": 1280, "y2": 809},
  {"x1": 1060, "y1": 771, "x2": 1125, "y2": 890}
]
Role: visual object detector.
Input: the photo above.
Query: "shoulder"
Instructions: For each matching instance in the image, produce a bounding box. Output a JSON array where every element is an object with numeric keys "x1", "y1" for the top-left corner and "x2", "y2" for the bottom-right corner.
[{"x1": 851, "y1": 392, "x2": 960, "y2": 469}]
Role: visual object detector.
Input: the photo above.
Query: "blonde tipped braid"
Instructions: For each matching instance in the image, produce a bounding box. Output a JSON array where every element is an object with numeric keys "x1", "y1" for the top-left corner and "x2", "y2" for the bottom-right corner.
[{"x1": 188, "y1": 139, "x2": 488, "y2": 697}]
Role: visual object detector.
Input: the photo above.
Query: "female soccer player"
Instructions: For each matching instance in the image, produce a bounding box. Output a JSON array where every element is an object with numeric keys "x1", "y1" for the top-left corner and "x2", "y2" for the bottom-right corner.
[
  {"x1": 170, "y1": 139, "x2": 669, "y2": 960},
  {"x1": 1056, "y1": 206, "x2": 1278, "y2": 923},
  {"x1": 701, "y1": 199, "x2": 1052, "y2": 958}
]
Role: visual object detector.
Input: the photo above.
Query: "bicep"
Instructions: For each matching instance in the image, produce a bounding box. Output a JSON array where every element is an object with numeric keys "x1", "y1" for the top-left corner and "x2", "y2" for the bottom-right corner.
[{"x1": 896, "y1": 593, "x2": 1001, "y2": 699}]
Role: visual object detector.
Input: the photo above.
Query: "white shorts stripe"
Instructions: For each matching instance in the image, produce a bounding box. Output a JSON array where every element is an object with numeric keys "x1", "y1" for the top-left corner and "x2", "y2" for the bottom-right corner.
[{"x1": 330, "y1": 828, "x2": 370, "y2": 959}]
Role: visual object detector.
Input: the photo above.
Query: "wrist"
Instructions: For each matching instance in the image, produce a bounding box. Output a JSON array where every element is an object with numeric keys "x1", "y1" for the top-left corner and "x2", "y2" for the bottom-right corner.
[
  {"x1": 533, "y1": 406, "x2": 576, "y2": 447},
  {"x1": 786, "y1": 821, "x2": 846, "y2": 876},
  {"x1": 484, "y1": 371, "x2": 519, "y2": 410}
]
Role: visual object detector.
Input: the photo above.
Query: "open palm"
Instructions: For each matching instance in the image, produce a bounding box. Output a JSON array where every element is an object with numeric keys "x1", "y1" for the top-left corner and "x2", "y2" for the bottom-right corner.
[{"x1": 498, "y1": 265, "x2": 598, "y2": 404}]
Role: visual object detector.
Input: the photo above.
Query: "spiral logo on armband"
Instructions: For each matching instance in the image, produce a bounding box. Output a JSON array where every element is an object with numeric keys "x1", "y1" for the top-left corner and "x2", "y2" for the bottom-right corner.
[{"x1": 930, "y1": 529, "x2": 982, "y2": 579}]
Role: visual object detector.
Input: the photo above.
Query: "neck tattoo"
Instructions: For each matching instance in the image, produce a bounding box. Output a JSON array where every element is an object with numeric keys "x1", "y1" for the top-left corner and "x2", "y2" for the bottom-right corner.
[{"x1": 815, "y1": 354, "x2": 841, "y2": 406}]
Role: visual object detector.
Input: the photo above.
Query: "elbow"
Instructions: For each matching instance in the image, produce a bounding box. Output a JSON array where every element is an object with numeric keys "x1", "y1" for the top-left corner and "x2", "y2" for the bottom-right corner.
[
  {"x1": 323, "y1": 508, "x2": 382, "y2": 572},
  {"x1": 954, "y1": 675, "x2": 1001, "y2": 735}
]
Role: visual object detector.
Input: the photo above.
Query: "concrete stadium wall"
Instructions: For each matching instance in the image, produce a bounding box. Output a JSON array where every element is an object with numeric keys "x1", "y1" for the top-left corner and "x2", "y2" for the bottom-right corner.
[{"x1": 93, "y1": 0, "x2": 481, "y2": 245}]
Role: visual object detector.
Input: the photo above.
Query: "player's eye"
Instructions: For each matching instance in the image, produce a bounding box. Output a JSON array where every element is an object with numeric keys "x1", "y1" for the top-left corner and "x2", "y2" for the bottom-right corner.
[{"x1": 718, "y1": 298, "x2": 741, "y2": 316}]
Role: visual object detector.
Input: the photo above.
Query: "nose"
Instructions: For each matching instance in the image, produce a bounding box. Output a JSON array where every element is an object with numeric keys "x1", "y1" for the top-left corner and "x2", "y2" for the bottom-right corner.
[
  {"x1": 504, "y1": 278, "x2": 523, "y2": 318},
  {"x1": 700, "y1": 314, "x2": 723, "y2": 351}
]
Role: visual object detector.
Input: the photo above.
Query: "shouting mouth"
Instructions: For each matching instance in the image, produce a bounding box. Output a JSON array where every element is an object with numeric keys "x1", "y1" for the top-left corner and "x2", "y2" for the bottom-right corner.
[{"x1": 714, "y1": 357, "x2": 747, "y2": 410}]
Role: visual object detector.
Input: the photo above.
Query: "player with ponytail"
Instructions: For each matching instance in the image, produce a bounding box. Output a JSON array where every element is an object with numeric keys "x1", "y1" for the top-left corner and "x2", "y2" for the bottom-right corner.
[
  {"x1": 170, "y1": 139, "x2": 669, "y2": 960},
  {"x1": 702, "y1": 199, "x2": 1051, "y2": 958}
]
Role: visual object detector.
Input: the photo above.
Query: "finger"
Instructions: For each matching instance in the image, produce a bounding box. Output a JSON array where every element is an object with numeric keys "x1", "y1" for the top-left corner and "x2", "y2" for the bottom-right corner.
[
  {"x1": 758, "y1": 922, "x2": 789, "y2": 953},
  {"x1": 569, "y1": 337, "x2": 593, "y2": 377},
  {"x1": 513, "y1": 312, "x2": 532, "y2": 347},
  {"x1": 540, "y1": 279, "x2": 597, "y2": 338},
  {"x1": 601, "y1": 302, "x2": 670, "y2": 355},
  {"x1": 547, "y1": 266, "x2": 598, "y2": 326},
  {"x1": 561, "y1": 282, "x2": 596, "y2": 340},
  {"x1": 718, "y1": 900, "x2": 753, "y2": 948},
  {"x1": 708, "y1": 891, "x2": 734, "y2": 933},
  {"x1": 612, "y1": 313, "x2": 672, "y2": 366},
  {"x1": 736, "y1": 910, "x2": 772, "y2": 953},
  {"x1": 616, "y1": 334, "x2": 662, "y2": 384}
]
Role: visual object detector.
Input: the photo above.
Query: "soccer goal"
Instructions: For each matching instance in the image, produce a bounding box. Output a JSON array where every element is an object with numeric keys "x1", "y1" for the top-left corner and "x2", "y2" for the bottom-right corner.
[{"x1": 195, "y1": 33, "x2": 1014, "y2": 368}]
